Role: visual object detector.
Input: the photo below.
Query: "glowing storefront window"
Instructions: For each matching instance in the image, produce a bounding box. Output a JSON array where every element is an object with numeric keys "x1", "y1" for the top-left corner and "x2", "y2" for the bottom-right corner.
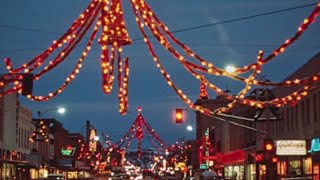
[
  {"x1": 277, "y1": 161, "x2": 287, "y2": 175},
  {"x1": 288, "y1": 160, "x2": 301, "y2": 175},
  {"x1": 303, "y1": 157, "x2": 312, "y2": 174},
  {"x1": 224, "y1": 165, "x2": 244, "y2": 179}
]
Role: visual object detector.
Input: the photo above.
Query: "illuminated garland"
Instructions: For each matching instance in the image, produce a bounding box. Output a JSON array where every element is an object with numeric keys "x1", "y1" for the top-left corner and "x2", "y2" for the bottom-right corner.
[
  {"x1": 29, "y1": 120, "x2": 49, "y2": 143},
  {"x1": 106, "y1": 107, "x2": 169, "y2": 155},
  {"x1": 0, "y1": 0, "x2": 319, "y2": 116}
]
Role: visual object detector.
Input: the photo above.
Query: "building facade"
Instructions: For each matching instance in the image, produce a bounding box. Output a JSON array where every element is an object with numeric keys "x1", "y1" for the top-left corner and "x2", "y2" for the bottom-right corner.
[
  {"x1": 270, "y1": 52, "x2": 320, "y2": 179},
  {"x1": 195, "y1": 52, "x2": 320, "y2": 180},
  {"x1": 0, "y1": 86, "x2": 33, "y2": 179}
]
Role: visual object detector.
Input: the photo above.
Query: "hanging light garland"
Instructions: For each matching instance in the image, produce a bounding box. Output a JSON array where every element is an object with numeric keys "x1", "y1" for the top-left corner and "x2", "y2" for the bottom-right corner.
[
  {"x1": 106, "y1": 107, "x2": 169, "y2": 155},
  {"x1": 1, "y1": 0, "x2": 319, "y2": 116}
]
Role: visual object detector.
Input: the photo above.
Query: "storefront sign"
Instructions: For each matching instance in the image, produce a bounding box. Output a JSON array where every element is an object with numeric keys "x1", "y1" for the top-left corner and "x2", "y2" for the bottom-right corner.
[
  {"x1": 308, "y1": 138, "x2": 320, "y2": 153},
  {"x1": 203, "y1": 156, "x2": 217, "y2": 160},
  {"x1": 276, "y1": 140, "x2": 306, "y2": 156},
  {"x1": 200, "y1": 164, "x2": 208, "y2": 169},
  {"x1": 255, "y1": 153, "x2": 264, "y2": 162},
  {"x1": 61, "y1": 146, "x2": 76, "y2": 156},
  {"x1": 221, "y1": 150, "x2": 245, "y2": 164}
]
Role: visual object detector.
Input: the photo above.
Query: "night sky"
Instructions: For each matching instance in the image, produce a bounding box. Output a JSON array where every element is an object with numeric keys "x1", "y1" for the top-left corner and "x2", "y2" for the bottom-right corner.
[{"x1": 1, "y1": 0, "x2": 319, "y2": 147}]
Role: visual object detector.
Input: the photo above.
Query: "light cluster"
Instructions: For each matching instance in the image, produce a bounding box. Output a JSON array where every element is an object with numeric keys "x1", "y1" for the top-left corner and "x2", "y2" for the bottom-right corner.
[
  {"x1": 0, "y1": 0, "x2": 319, "y2": 116},
  {"x1": 106, "y1": 107, "x2": 169, "y2": 156},
  {"x1": 29, "y1": 120, "x2": 49, "y2": 143}
]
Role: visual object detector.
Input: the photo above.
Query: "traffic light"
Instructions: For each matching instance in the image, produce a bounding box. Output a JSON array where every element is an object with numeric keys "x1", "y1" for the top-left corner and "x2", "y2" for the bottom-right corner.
[
  {"x1": 175, "y1": 109, "x2": 184, "y2": 123},
  {"x1": 263, "y1": 138, "x2": 274, "y2": 152},
  {"x1": 21, "y1": 74, "x2": 33, "y2": 96},
  {"x1": 271, "y1": 156, "x2": 278, "y2": 163}
]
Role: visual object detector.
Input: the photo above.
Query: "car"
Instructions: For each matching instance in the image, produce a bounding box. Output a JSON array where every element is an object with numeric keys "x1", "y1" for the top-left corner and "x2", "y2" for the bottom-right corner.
[
  {"x1": 282, "y1": 175, "x2": 313, "y2": 179},
  {"x1": 186, "y1": 177, "x2": 195, "y2": 180},
  {"x1": 47, "y1": 174, "x2": 65, "y2": 180},
  {"x1": 108, "y1": 173, "x2": 130, "y2": 180}
]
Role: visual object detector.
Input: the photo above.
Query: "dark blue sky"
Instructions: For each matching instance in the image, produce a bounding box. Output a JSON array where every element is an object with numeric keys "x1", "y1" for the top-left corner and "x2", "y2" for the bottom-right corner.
[{"x1": 1, "y1": 0, "x2": 319, "y2": 147}]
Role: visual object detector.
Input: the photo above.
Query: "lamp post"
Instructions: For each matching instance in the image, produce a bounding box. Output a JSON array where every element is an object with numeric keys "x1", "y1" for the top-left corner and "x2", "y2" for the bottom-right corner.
[
  {"x1": 30, "y1": 106, "x2": 66, "y2": 175},
  {"x1": 31, "y1": 107, "x2": 66, "y2": 142},
  {"x1": 186, "y1": 125, "x2": 193, "y2": 132},
  {"x1": 37, "y1": 107, "x2": 66, "y2": 118}
]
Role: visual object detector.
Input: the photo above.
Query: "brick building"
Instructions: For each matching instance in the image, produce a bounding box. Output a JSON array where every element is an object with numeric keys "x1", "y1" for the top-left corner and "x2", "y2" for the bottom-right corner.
[{"x1": 195, "y1": 52, "x2": 320, "y2": 179}]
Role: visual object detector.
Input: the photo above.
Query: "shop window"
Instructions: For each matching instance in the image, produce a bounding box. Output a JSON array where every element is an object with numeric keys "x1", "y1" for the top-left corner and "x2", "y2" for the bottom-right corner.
[
  {"x1": 224, "y1": 165, "x2": 244, "y2": 180},
  {"x1": 313, "y1": 164, "x2": 319, "y2": 180},
  {"x1": 303, "y1": 157, "x2": 312, "y2": 174},
  {"x1": 288, "y1": 160, "x2": 301, "y2": 175},
  {"x1": 246, "y1": 164, "x2": 256, "y2": 180},
  {"x1": 259, "y1": 164, "x2": 266, "y2": 179}
]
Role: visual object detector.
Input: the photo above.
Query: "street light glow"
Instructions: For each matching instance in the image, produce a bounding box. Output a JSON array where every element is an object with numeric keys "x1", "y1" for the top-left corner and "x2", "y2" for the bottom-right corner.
[
  {"x1": 225, "y1": 65, "x2": 236, "y2": 73},
  {"x1": 94, "y1": 136, "x2": 100, "y2": 141},
  {"x1": 187, "y1": 125, "x2": 193, "y2": 131},
  {"x1": 57, "y1": 107, "x2": 66, "y2": 114}
]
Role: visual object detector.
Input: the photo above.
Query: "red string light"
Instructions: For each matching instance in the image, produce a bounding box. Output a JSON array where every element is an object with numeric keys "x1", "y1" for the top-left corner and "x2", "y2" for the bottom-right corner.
[{"x1": 0, "y1": 0, "x2": 319, "y2": 116}]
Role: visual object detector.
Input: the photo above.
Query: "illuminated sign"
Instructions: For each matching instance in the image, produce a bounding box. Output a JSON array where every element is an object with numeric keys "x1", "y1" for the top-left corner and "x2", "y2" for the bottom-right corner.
[
  {"x1": 61, "y1": 146, "x2": 76, "y2": 156},
  {"x1": 276, "y1": 140, "x2": 306, "y2": 156},
  {"x1": 203, "y1": 156, "x2": 217, "y2": 160},
  {"x1": 308, "y1": 138, "x2": 320, "y2": 153},
  {"x1": 200, "y1": 164, "x2": 208, "y2": 170},
  {"x1": 221, "y1": 150, "x2": 245, "y2": 164},
  {"x1": 255, "y1": 153, "x2": 264, "y2": 162}
]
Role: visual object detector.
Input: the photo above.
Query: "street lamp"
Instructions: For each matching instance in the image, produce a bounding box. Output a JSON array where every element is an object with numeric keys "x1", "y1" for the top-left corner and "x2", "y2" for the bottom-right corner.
[
  {"x1": 31, "y1": 107, "x2": 66, "y2": 142},
  {"x1": 37, "y1": 107, "x2": 66, "y2": 117},
  {"x1": 186, "y1": 125, "x2": 193, "y2": 132},
  {"x1": 225, "y1": 65, "x2": 236, "y2": 74},
  {"x1": 93, "y1": 136, "x2": 100, "y2": 142}
]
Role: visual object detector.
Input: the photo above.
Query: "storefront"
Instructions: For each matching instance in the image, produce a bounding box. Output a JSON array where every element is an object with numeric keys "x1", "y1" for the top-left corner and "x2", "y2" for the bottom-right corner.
[
  {"x1": 245, "y1": 163, "x2": 256, "y2": 180},
  {"x1": 216, "y1": 150, "x2": 246, "y2": 180},
  {"x1": 0, "y1": 159, "x2": 34, "y2": 180},
  {"x1": 275, "y1": 140, "x2": 314, "y2": 179},
  {"x1": 308, "y1": 137, "x2": 320, "y2": 179},
  {"x1": 1, "y1": 162, "x2": 16, "y2": 179}
]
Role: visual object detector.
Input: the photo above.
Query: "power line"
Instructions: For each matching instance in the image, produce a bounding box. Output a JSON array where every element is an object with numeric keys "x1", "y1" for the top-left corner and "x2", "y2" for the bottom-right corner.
[
  {"x1": 132, "y1": 2, "x2": 317, "y2": 41},
  {"x1": 0, "y1": 25, "x2": 59, "y2": 35},
  {"x1": 1, "y1": 42, "x2": 318, "y2": 54},
  {"x1": 0, "y1": 2, "x2": 317, "y2": 53}
]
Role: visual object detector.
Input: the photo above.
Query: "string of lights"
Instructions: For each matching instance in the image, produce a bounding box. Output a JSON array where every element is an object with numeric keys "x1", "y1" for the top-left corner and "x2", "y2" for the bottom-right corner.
[{"x1": 0, "y1": 0, "x2": 319, "y2": 118}]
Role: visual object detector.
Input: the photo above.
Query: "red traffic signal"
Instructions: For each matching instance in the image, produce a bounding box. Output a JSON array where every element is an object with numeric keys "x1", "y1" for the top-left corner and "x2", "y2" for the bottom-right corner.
[
  {"x1": 175, "y1": 109, "x2": 184, "y2": 123},
  {"x1": 272, "y1": 156, "x2": 278, "y2": 163},
  {"x1": 263, "y1": 138, "x2": 274, "y2": 152}
]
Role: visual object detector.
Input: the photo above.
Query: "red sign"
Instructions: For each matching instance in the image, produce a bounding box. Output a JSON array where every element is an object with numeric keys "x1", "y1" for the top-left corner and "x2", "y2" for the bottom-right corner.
[
  {"x1": 203, "y1": 156, "x2": 217, "y2": 160},
  {"x1": 219, "y1": 150, "x2": 245, "y2": 164},
  {"x1": 255, "y1": 153, "x2": 264, "y2": 162}
]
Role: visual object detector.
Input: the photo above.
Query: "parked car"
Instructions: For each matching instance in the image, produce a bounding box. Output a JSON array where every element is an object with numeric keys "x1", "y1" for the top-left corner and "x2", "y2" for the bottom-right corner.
[
  {"x1": 47, "y1": 174, "x2": 65, "y2": 180},
  {"x1": 282, "y1": 175, "x2": 313, "y2": 179}
]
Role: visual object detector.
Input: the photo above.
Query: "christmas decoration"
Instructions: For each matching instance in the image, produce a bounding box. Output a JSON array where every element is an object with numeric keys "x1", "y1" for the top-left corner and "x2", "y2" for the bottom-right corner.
[
  {"x1": 0, "y1": 0, "x2": 319, "y2": 116},
  {"x1": 106, "y1": 106, "x2": 169, "y2": 157},
  {"x1": 199, "y1": 76, "x2": 209, "y2": 99}
]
